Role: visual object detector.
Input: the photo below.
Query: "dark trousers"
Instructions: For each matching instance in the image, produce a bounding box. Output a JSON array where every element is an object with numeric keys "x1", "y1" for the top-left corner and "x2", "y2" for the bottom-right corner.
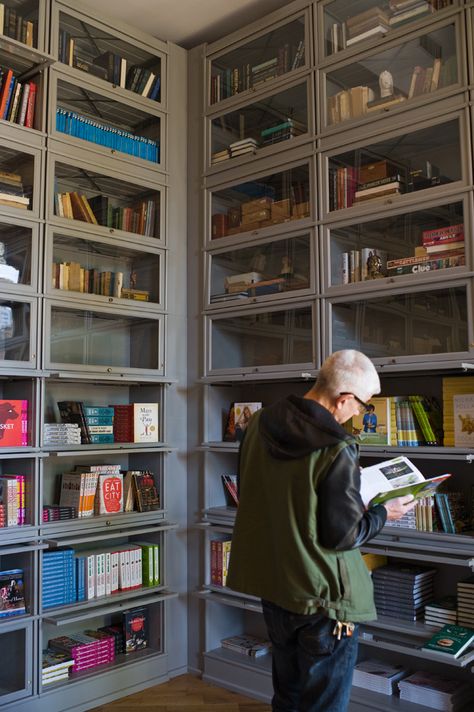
[{"x1": 262, "y1": 600, "x2": 358, "y2": 712}]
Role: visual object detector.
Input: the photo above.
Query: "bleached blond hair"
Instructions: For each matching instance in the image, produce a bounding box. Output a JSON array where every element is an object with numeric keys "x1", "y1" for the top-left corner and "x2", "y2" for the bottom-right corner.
[{"x1": 312, "y1": 350, "x2": 380, "y2": 402}]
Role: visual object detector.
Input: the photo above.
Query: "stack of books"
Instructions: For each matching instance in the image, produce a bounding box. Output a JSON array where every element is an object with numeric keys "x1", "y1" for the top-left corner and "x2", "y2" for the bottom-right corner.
[
  {"x1": 424, "y1": 595, "x2": 458, "y2": 629},
  {"x1": 211, "y1": 148, "x2": 230, "y2": 165},
  {"x1": 389, "y1": 0, "x2": 434, "y2": 29},
  {"x1": 353, "y1": 173, "x2": 406, "y2": 204},
  {"x1": 42, "y1": 505, "x2": 77, "y2": 522},
  {"x1": 251, "y1": 57, "x2": 278, "y2": 87},
  {"x1": 457, "y1": 576, "x2": 474, "y2": 628},
  {"x1": 0, "y1": 503, "x2": 4, "y2": 527},
  {"x1": 48, "y1": 632, "x2": 115, "y2": 673},
  {"x1": 372, "y1": 564, "x2": 436, "y2": 621},
  {"x1": 387, "y1": 222, "x2": 465, "y2": 276},
  {"x1": 260, "y1": 118, "x2": 305, "y2": 146},
  {"x1": 0, "y1": 474, "x2": 26, "y2": 526},
  {"x1": 42, "y1": 649, "x2": 74, "y2": 686},
  {"x1": 398, "y1": 671, "x2": 473, "y2": 710},
  {"x1": 345, "y1": 7, "x2": 390, "y2": 47},
  {"x1": 220, "y1": 633, "x2": 271, "y2": 657},
  {"x1": 352, "y1": 659, "x2": 407, "y2": 695},
  {"x1": 44, "y1": 423, "x2": 81, "y2": 446},
  {"x1": 229, "y1": 137, "x2": 258, "y2": 158}
]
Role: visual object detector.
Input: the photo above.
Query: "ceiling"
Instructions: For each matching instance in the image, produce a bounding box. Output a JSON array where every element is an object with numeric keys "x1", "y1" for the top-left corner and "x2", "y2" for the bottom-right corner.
[{"x1": 95, "y1": 0, "x2": 292, "y2": 49}]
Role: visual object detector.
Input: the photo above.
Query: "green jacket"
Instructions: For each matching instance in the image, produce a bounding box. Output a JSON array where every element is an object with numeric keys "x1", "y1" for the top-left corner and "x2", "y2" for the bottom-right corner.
[{"x1": 226, "y1": 396, "x2": 386, "y2": 622}]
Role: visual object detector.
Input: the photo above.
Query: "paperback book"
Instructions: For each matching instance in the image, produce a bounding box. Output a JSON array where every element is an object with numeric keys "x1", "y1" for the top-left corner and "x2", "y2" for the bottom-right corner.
[
  {"x1": 0, "y1": 400, "x2": 28, "y2": 446},
  {"x1": 360, "y1": 456, "x2": 451, "y2": 507},
  {"x1": 0, "y1": 568, "x2": 26, "y2": 617},
  {"x1": 349, "y1": 396, "x2": 391, "y2": 445},
  {"x1": 123, "y1": 606, "x2": 148, "y2": 653}
]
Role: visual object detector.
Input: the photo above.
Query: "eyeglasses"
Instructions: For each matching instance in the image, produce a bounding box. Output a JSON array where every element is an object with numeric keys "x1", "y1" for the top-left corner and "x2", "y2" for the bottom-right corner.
[{"x1": 339, "y1": 392, "x2": 370, "y2": 410}]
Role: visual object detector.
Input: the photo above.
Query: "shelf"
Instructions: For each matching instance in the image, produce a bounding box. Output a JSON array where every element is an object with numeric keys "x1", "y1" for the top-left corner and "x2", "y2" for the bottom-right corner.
[
  {"x1": 44, "y1": 442, "x2": 175, "y2": 456},
  {"x1": 42, "y1": 520, "x2": 178, "y2": 545},
  {"x1": 359, "y1": 630, "x2": 474, "y2": 668},
  {"x1": 43, "y1": 588, "x2": 177, "y2": 625},
  {"x1": 202, "y1": 506, "x2": 237, "y2": 527},
  {"x1": 364, "y1": 529, "x2": 474, "y2": 568},
  {"x1": 197, "y1": 588, "x2": 262, "y2": 613}
]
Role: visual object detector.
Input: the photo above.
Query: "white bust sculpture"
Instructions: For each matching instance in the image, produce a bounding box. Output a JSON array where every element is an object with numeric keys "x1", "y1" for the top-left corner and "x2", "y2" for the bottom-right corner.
[{"x1": 379, "y1": 70, "x2": 393, "y2": 98}]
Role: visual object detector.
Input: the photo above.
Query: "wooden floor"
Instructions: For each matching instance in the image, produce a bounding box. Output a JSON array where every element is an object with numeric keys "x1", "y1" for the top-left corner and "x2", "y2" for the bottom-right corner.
[{"x1": 91, "y1": 674, "x2": 271, "y2": 711}]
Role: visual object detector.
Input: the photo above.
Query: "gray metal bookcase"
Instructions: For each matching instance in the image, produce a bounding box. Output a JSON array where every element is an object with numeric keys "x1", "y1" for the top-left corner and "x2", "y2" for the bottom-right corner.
[
  {"x1": 188, "y1": 0, "x2": 474, "y2": 707},
  {"x1": 0, "y1": 0, "x2": 188, "y2": 710}
]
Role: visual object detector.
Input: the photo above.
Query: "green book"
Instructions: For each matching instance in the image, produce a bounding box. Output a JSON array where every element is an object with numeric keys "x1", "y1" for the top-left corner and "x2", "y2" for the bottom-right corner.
[
  {"x1": 422, "y1": 624, "x2": 474, "y2": 658},
  {"x1": 370, "y1": 473, "x2": 451, "y2": 507},
  {"x1": 135, "y1": 542, "x2": 154, "y2": 587},
  {"x1": 153, "y1": 544, "x2": 160, "y2": 585}
]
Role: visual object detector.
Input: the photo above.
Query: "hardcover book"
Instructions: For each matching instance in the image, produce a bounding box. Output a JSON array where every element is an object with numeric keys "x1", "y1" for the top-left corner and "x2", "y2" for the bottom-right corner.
[
  {"x1": 133, "y1": 403, "x2": 159, "y2": 443},
  {"x1": 453, "y1": 394, "x2": 474, "y2": 447},
  {"x1": 123, "y1": 606, "x2": 148, "y2": 653},
  {"x1": 349, "y1": 396, "x2": 391, "y2": 445},
  {"x1": 95, "y1": 473, "x2": 123, "y2": 514},
  {"x1": 0, "y1": 568, "x2": 25, "y2": 617},
  {"x1": 0, "y1": 400, "x2": 28, "y2": 446},
  {"x1": 224, "y1": 402, "x2": 262, "y2": 442},
  {"x1": 131, "y1": 471, "x2": 160, "y2": 512},
  {"x1": 422, "y1": 624, "x2": 474, "y2": 658}
]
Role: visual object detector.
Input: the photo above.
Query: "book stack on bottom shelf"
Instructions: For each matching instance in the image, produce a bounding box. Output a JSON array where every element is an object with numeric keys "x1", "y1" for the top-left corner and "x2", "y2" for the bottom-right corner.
[
  {"x1": 352, "y1": 659, "x2": 407, "y2": 696},
  {"x1": 398, "y1": 671, "x2": 473, "y2": 711}
]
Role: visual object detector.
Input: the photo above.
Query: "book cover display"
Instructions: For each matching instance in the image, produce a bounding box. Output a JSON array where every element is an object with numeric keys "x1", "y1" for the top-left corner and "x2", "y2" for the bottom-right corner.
[
  {"x1": 422, "y1": 624, "x2": 474, "y2": 658},
  {"x1": 453, "y1": 393, "x2": 474, "y2": 448},
  {"x1": 223, "y1": 402, "x2": 262, "y2": 442},
  {"x1": 350, "y1": 396, "x2": 391, "y2": 445},
  {"x1": 0, "y1": 568, "x2": 26, "y2": 617},
  {"x1": 133, "y1": 403, "x2": 159, "y2": 443},
  {"x1": 95, "y1": 472, "x2": 124, "y2": 514},
  {"x1": 123, "y1": 606, "x2": 148, "y2": 653},
  {"x1": 0, "y1": 399, "x2": 28, "y2": 446}
]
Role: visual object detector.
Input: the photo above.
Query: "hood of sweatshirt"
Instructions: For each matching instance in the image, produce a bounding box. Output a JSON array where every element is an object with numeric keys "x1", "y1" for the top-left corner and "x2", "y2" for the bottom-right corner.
[{"x1": 258, "y1": 394, "x2": 354, "y2": 460}]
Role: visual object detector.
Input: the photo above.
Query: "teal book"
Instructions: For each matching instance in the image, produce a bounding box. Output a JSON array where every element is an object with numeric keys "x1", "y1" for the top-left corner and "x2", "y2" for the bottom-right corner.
[{"x1": 422, "y1": 624, "x2": 474, "y2": 658}]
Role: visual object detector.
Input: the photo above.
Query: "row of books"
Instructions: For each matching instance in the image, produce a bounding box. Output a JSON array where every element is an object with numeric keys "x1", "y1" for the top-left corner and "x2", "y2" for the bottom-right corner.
[
  {"x1": 209, "y1": 40, "x2": 305, "y2": 103},
  {"x1": 341, "y1": 247, "x2": 387, "y2": 283},
  {"x1": 55, "y1": 191, "x2": 158, "y2": 237},
  {"x1": 0, "y1": 69, "x2": 36, "y2": 128},
  {"x1": 42, "y1": 543, "x2": 159, "y2": 609},
  {"x1": 0, "y1": 4, "x2": 35, "y2": 47},
  {"x1": 51, "y1": 263, "x2": 151, "y2": 302},
  {"x1": 57, "y1": 401, "x2": 159, "y2": 445},
  {"x1": 56, "y1": 109, "x2": 160, "y2": 163},
  {"x1": 328, "y1": 54, "x2": 454, "y2": 125},
  {"x1": 0, "y1": 474, "x2": 26, "y2": 526},
  {"x1": 58, "y1": 467, "x2": 160, "y2": 518},
  {"x1": 211, "y1": 195, "x2": 309, "y2": 239},
  {"x1": 210, "y1": 538, "x2": 231, "y2": 587},
  {"x1": 58, "y1": 33, "x2": 161, "y2": 102}
]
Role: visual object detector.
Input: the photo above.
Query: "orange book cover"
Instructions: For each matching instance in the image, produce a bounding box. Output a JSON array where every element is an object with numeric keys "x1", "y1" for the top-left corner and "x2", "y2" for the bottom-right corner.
[{"x1": 0, "y1": 69, "x2": 14, "y2": 120}]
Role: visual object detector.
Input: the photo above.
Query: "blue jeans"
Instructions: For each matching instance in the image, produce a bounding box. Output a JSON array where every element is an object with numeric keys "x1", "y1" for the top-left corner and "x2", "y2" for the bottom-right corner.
[{"x1": 262, "y1": 600, "x2": 358, "y2": 712}]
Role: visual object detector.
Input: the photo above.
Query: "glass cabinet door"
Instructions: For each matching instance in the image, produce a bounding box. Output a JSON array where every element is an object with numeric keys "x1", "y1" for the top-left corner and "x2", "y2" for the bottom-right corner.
[
  {"x1": 0, "y1": 296, "x2": 36, "y2": 368},
  {"x1": 325, "y1": 22, "x2": 458, "y2": 128},
  {"x1": 0, "y1": 0, "x2": 43, "y2": 50},
  {"x1": 209, "y1": 13, "x2": 307, "y2": 105},
  {"x1": 51, "y1": 158, "x2": 162, "y2": 243},
  {"x1": 210, "y1": 163, "x2": 310, "y2": 241},
  {"x1": 0, "y1": 218, "x2": 37, "y2": 291},
  {"x1": 208, "y1": 304, "x2": 314, "y2": 374},
  {"x1": 329, "y1": 284, "x2": 470, "y2": 361},
  {"x1": 210, "y1": 81, "x2": 309, "y2": 167},
  {"x1": 320, "y1": 0, "x2": 456, "y2": 58},
  {"x1": 47, "y1": 229, "x2": 163, "y2": 308},
  {"x1": 208, "y1": 232, "x2": 313, "y2": 306},
  {"x1": 56, "y1": 8, "x2": 164, "y2": 106},
  {"x1": 0, "y1": 623, "x2": 32, "y2": 706},
  {"x1": 0, "y1": 142, "x2": 41, "y2": 217},
  {"x1": 45, "y1": 302, "x2": 163, "y2": 375},
  {"x1": 52, "y1": 72, "x2": 162, "y2": 166},
  {"x1": 327, "y1": 116, "x2": 463, "y2": 212},
  {"x1": 325, "y1": 200, "x2": 466, "y2": 287}
]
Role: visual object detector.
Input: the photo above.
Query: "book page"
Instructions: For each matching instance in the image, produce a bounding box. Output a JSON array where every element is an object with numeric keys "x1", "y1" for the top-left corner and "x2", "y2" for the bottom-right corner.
[{"x1": 360, "y1": 456, "x2": 424, "y2": 507}]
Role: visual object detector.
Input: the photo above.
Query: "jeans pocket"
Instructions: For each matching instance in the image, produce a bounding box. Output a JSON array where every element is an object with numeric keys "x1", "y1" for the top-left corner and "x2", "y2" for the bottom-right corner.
[{"x1": 299, "y1": 616, "x2": 336, "y2": 657}]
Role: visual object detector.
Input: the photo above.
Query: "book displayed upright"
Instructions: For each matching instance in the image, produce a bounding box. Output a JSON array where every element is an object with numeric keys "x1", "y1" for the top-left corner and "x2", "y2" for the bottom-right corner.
[{"x1": 0, "y1": 400, "x2": 28, "y2": 447}]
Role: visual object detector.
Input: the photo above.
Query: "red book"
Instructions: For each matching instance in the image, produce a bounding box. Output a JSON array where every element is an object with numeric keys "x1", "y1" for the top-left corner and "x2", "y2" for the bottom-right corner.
[
  {"x1": 0, "y1": 69, "x2": 13, "y2": 120},
  {"x1": 0, "y1": 400, "x2": 28, "y2": 447},
  {"x1": 24, "y1": 81, "x2": 36, "y2": 128}
]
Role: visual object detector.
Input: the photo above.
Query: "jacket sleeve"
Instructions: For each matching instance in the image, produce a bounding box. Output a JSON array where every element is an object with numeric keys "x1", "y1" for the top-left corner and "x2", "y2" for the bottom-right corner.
[{"x1": 317, "y1": 444, "x2": 387, "y2": 551}]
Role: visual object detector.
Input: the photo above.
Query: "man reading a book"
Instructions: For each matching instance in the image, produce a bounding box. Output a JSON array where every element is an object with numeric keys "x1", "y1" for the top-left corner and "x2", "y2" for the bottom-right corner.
[{"x1": 227, "y1": 349, "x2": 416, "y2": 712}]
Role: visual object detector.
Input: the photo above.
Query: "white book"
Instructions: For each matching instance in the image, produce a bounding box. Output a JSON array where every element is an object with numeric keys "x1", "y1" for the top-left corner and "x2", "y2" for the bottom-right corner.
[
  {"x1": 141, "y1": 71, "x2": 155, "y2": 97},
  {"x1": 346, "y1": 24, "x2": 389, "y2": 46}
]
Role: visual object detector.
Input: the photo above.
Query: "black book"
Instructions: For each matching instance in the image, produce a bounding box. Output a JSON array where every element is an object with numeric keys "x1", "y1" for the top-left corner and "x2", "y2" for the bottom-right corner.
[
  {"x1": 88, "y1": 194, "x2": 109, "y2": 225},
  {"x1": 122, "y1": 606, "x2": 148, "y2": 653},
  {"x1": 73, "y1": 55, "x2": 108, "y2": 81},
  {"x1": 373, "y1": 565, "x2": 437, "y2": 581},
  {"x1": 57, "y1": 401, "x2": 91, "y2": 444}
]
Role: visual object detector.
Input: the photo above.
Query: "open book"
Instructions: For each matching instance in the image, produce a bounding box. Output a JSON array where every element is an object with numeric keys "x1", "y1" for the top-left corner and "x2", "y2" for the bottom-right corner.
[{"x1": 360, "y1": 456, "x2": 451, "y2": 507}]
